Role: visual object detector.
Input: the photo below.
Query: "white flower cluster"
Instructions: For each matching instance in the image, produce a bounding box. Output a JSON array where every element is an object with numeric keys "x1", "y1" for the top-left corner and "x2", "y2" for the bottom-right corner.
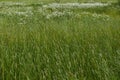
[
  {"x1": 93, "y1": 13, "x2": 110, "y2": 21},
  {"x1": 0, "y1": 2, "x2": 25, "y2": 6},
  {"x1": 43, "y1": 2, "x2": 109, "y2": 9},
  {"x1": 15, "y1": 11, "x2": 33, "y2": 16},
  {"x1": 80, "y1": 12, "x2": 110, "y2": 21},
  {"x1": 46, "y1": 11, "x2": 73, "y2": 19},
  {"x1": 0, "y1": 10, "x2": 33, "y2": 17},
  {"x1": 92, "y1": 13, "x2": 110, "y2": 18},
  {"x1": 0, "y1": 2, "x2": 111, "y2": 21}
]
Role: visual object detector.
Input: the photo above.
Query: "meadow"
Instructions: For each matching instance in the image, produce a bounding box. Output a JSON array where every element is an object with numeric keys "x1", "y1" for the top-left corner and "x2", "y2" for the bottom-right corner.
[
  {"x1": 0, "y1": 1, "x2": 120, "y2": 80},
  {"x1": 0, "y1": 0, "x2": 118, "y2": 3}
]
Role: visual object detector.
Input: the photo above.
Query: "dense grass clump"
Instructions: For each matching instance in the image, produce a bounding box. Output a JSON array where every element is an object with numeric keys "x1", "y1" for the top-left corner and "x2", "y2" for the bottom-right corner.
[{"x1": 0, "y1": 2, "x2": 120, "y2": 80}]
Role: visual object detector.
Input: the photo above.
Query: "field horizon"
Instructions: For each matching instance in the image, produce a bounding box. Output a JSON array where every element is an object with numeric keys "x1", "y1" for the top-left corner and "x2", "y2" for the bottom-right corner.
[{"x1": 0, "y1": 0, "x2": 118, "y2": 3}]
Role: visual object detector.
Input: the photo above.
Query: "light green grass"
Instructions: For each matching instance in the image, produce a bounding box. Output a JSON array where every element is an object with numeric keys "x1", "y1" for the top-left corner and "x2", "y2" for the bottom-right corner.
[{"x1": 0, "y1": 2, "x2": 120, "y2": 80}]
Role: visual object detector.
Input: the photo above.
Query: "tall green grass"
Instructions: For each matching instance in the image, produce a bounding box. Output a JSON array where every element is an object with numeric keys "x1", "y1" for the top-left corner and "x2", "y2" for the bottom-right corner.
[{"x1": 0, "y1": 3, "x2": 120, "y2": 80}]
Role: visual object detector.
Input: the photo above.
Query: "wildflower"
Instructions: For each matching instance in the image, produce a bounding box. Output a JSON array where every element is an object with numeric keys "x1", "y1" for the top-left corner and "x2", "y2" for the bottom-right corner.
[
  {"x1": 46, "y1": 11, "x2": 73, "y2": 19},
  {"x1": 42, "y1": 2, "x2": 109, "y2": 9}
]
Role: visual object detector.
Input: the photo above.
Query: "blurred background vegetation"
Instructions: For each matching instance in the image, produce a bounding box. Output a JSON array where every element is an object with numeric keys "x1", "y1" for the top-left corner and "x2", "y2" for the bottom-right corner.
[{"x1": 0, "y1": 0, "x2": 118, "y2": 3}]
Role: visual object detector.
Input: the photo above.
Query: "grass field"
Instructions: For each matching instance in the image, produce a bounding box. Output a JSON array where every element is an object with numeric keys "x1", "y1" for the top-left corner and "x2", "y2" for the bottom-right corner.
[
  {"x1": 0, "y1": 0, "x2": 118, "y2": 3},
  {"x1": 0, "y1": 1, "x2": 120, "y2": 80}
]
